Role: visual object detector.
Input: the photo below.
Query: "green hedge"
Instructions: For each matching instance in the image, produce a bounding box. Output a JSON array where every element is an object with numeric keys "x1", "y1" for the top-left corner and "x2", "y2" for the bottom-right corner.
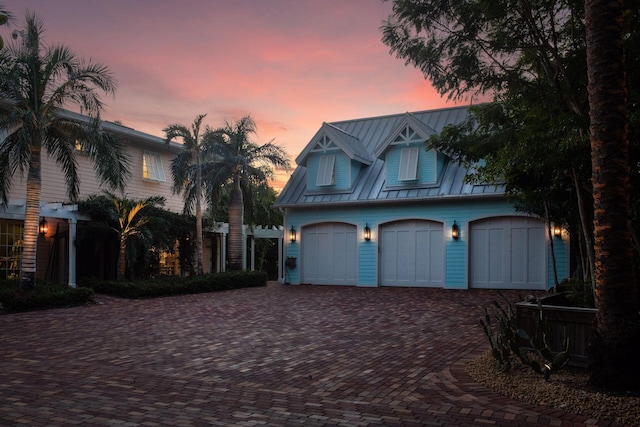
[
  {"x1": 0, "y1": 282, "x2": 95, "y2": 313},
  {"x1": 82, "y1": 270, "x2": 268, "y2": 299}
]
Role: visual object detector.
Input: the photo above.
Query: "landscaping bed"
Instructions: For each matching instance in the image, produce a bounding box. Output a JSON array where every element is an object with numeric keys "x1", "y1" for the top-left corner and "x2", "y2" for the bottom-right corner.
[
  {"x1": 0, "y1": 271, "x2": 268, "y2": 313},
  {"x1": 467, "y1": 350, "x2": 640, "y2": 426}
]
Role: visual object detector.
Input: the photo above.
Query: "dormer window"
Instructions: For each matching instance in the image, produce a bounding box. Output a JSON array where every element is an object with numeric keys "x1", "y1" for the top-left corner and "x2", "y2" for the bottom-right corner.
[
  {"x1": 143, "y1": 151, "x2": 166, "y2": 182},
  {"x1": 398, "y1": 147, "x2": 419, "y2": 181},
  {"x1": 316, "y1": 154, "x2": 335, "y2": 186}
]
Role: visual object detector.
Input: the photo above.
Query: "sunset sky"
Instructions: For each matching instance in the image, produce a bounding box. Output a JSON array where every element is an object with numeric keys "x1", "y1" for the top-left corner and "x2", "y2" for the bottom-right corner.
[{"x1": 3, "y1": 0, "x2": 461, "y2": 185}]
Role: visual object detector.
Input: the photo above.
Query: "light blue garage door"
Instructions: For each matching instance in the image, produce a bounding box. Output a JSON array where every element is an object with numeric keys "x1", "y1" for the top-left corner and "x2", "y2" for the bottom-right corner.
[
  {"x1": 470, "y1": 216, "x2": 546, "y2": 290},
  {"x1": 301, "y1": 223, "x2": 357, "y2": 285},
  {"x1": 380, "y1": 220, "x2": 444, "y2": 287}
]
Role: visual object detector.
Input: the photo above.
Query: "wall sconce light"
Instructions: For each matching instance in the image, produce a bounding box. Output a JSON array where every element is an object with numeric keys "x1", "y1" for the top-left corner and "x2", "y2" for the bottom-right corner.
[
  {"x1": 289, "y1": 226, "x2": 296, "y2": 242},
  {"x1": 39, "y1": 218, "x2": 48, "y2": 236},
  {"x1": 553, "y1": 224, "x2": 562, "y2": 239},
  {"x1": 363, "y1": 223, "x2": 371, "y2": 241},
  {"x1": 452, "y1": 221, "x2": 459, "y2": 240}
]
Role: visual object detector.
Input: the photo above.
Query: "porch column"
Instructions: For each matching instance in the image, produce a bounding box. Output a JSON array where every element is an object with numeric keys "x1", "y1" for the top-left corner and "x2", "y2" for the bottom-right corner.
[
  {"x1": 250, "y1": 237, "x2": 255, "y2": 271},
  {"x1": 221, "y1": 232, "x2": 227, "y2": 272},
  {"x1": 68, "y1": 218, "x2": 77, "y2": 288},
  {"x1": 278, "y1": 233, "x2": 283, "y2": 283}
]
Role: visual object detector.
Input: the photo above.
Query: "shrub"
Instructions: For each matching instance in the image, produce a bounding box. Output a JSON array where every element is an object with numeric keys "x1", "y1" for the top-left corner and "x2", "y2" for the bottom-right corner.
[
  {"x1": 81, "y1": 271, "x2": 268, "y2": 299},
  {"x1": 0, "y1": 281, "x2": 94, "y2": 313},
  {"x1": 480, "y1": 294, "x2": 570, "y2": 380}
]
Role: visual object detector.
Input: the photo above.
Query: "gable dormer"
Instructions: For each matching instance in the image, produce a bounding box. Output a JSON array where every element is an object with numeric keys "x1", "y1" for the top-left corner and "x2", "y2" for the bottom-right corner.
[
  {"x1": 374, "y1": 113, "x2": 445, "y2": 188},
  {"x1": 296, "y1": 123, "x2": 373, "y2": 193}
]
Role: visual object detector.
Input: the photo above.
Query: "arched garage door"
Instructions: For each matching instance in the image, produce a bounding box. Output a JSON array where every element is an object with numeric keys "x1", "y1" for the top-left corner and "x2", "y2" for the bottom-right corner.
[
  {"x1": 301, "y1": 223, "x2": 357, "y2": 285},
  {"x1": 380, "y1": 220, "x2": 444, "y2": 287},
  {"x1": 470, "y1": 217, "x2": 546, "y2": 290}
]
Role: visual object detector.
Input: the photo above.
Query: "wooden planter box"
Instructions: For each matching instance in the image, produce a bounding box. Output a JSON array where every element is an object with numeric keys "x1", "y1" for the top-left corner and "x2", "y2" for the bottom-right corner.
[{"x1": 515, "y1": 294, "x2": 596, "y2": 368}]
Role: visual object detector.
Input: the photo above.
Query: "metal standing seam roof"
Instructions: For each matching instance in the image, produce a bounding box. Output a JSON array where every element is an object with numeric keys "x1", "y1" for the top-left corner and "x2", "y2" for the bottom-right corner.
[{"x1": 274, "y1": 105, "x2": 506, "y2": 208}]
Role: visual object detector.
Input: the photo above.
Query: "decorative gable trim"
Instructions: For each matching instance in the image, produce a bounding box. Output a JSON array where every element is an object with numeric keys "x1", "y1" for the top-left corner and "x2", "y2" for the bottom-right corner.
[
  {"x1": 373, "y1": 112, "x2": 438, "y2": 158},
  {"x1": 296, "y1": 123, "x2": 373, "y2": 166}
]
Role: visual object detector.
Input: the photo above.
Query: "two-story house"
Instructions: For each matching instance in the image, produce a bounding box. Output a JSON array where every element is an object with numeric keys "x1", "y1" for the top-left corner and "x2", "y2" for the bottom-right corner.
[
  {"x1": 0, "y1": 110, "x2": 184, "y2": 287},
  {"x1": 274, "y1": 106, "x2": 570, "y2": 289}
]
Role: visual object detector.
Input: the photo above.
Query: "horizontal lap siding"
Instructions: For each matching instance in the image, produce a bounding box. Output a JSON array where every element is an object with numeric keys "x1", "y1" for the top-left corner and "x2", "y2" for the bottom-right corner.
[
  {"x1": 285, "y1": 200, "x2": 570, "y2": 288},
  {"x1": 8, "y1": 144, "x2": 182, "y2": 213}
]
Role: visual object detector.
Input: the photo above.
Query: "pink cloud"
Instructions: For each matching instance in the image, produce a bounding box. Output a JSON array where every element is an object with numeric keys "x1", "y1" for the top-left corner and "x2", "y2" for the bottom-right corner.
[{"x1": 4, "y1": 0, "x2": 462, "y2": 161}]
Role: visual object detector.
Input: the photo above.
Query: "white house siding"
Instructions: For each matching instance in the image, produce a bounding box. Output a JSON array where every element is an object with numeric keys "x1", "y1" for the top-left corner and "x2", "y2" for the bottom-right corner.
[{"x1": 8, "y1": 143, "x2": 182, "y2": 212}]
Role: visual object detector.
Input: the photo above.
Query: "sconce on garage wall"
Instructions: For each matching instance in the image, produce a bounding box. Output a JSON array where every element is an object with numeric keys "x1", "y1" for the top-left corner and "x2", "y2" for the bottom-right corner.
[
  {"x1": 451, "y1": 221, "x2": 459, "y2": 240},
  {"x1": 289, "y1": 226, "x2": 296, "y2": 242},
  {"x1": 39, "y1": 218, "x2": 48, "y2": 236},
  {"x1": 363, "y1": 223, "x2": 371, "y2": 241},
  {"x1": 553, "y1": 224, "x2": 562, "y2": 239}
]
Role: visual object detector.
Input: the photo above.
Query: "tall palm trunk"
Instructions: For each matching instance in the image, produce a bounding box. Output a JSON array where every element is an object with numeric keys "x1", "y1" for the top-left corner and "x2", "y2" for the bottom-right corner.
[
  {"x1": 20, "y1": 144, "x2": 42, "y2": 290},
  {"x1": 194, "y1": 153, "x2": 204, "y2": 275},
  {"x1": 117, "y1": 238, "x2": 126, "y2": 281},
  {"x1": 227, "y1": 175, "x2": 244, "y2": 270},
  {"x1": 586, "y1": 0, "x2": 640, "y2": 390}
]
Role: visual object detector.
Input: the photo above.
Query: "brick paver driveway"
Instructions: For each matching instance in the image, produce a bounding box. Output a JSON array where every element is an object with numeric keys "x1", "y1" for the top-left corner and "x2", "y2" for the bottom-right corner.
[{"x1": 0, "y1": 283, "x2": 619, "y2": 426}]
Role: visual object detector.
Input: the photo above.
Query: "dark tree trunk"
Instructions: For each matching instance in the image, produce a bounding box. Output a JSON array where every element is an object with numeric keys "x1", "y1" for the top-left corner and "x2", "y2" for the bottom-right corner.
[
  {"x1": 585, "y1": 0, "x2": 640, "y2": 390},
  {"x1": 20, "y1": 144, "x2": 42, "y2": 290},
  {"x1": 227, "y1": 176, "x2": 244, "y2": 270},
  {"x1": 194, "y1": 153, "x2": 204, "y2": 276}
]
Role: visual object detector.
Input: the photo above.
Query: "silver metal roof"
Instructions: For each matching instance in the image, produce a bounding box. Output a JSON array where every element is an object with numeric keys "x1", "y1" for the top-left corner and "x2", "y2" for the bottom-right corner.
[{"x1": 274, "y1": 106, "x2": 506, "y2": 208}]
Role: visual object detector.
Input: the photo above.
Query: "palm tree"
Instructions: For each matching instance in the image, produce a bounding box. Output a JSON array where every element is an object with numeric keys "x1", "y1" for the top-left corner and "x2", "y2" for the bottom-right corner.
[
  {"x1": 0, "y1": 12, "x2": 129, "y2": 289},
  {"x1": 0, "y1": 5, "x2": 11, "y2": 50},
  {"x1": 207, "y1": 116, "x2": 289, "y2": 270},
  {"x1": 163, "y1": 114, "x2": 209, "y2": 276},
  {"x1": 110, "y1": 194, "x2": 164, "y2": 281},
  {"x1": 585, "y1": 0, "x2": 639, "y2": 390}
]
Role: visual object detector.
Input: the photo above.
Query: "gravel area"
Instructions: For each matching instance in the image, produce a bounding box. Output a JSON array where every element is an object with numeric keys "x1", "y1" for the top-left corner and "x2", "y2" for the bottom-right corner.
[{"x1": 466, "y1": 350, "x2": 640, "y2": 426}]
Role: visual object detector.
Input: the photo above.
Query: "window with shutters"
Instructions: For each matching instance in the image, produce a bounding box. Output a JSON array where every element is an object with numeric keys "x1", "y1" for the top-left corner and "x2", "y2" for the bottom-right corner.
[
  {"x1": 316, "y1": 154, "x2": 335, "y2": 186},
  {"x1": 398, "y1": 147, "x2": 419, "y2": 181}
]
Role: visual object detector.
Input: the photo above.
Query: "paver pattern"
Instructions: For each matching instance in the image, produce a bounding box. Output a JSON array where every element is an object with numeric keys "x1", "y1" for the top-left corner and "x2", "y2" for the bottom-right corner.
[{"x1": 0, "y1": 283, "x2": 626, "y2": 426}]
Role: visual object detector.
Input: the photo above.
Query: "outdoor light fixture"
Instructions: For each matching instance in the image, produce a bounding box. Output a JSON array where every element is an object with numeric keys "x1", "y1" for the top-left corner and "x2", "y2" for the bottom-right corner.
[
  {"x1": 289, "y1": 226, "x2": 296, "y2": 242},
  {"x1": 553, "y1": 224, "x2": 562, "y2": 239},
  {"x1": 451, "y1": 221, "x2": 459, "y2": 240},
  {"x1": 363, "y1": 223, "x2": 371, "y2": 241},
  {"x1": 39, "y1": 218, "x2": 48, "y2": 236}
]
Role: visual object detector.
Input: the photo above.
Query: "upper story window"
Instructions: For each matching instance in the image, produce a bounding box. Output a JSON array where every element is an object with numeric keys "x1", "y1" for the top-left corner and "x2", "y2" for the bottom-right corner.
[
  {"x1": 398, "y1": 147, "x2": 419, "y2": 181},
  {"x1": 316, "y1": 154, "x2": 335, "y2": 186},
  {"x1": 75, "y1": 139, "x2": 95, "y2": 155},
  {"x1": 142, "y1": 151, "x2": 166, "y2": 182}
]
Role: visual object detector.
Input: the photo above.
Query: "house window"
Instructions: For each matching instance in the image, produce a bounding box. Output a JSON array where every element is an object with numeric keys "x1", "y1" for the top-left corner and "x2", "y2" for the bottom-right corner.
[
  {"x1": 0, "y1": 221, "x2": 23, "y2": 280},
  {"x1": 316, "y1": 154, "x2": 335, "y2": 186},
  {"x1": 75, "y1": 139, "x2": 95, "y2": 155},
  {"x1": 143, "y1": 152, "x2": 166, "y2": 182},
  {"x1": 398, "y1": 147, "x2": 419, "y2": 181}
]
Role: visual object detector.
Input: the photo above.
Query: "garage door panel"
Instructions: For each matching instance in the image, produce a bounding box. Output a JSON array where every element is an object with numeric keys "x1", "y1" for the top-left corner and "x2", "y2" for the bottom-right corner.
[
  {"x1": 302, "y1": 223, "x2": 357, "y2": 285},
  {"x1": 381, "y1": 220, "x2": 443, "y2": 287},
  {"x1": 471, "y1": 217, "x2": 545, "y2": 290}
]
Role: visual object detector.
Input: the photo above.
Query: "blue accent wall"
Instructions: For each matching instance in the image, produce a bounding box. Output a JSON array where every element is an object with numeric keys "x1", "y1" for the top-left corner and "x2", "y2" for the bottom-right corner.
[
  {"x1": 306, "y1": 151, "x2": 352, "y2": 191},
  {"x1": 284, "y1": 200, "x2": 570, "y2": 289},
  {"x1": 386, "y1": 145, "x2": 438, "y2": 185}
]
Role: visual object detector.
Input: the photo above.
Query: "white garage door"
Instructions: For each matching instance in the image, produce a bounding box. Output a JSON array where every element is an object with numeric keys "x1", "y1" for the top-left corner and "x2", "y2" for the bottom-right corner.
[
  {"x1": 301, "y1": 223, "x2": 357, "y2": 285},
  {"x1": 380, "y1": 220, "x2": 444, "y2": 287},
  {"x1": 470, "y1": 217, "x2": 546, "y2": 290}
]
